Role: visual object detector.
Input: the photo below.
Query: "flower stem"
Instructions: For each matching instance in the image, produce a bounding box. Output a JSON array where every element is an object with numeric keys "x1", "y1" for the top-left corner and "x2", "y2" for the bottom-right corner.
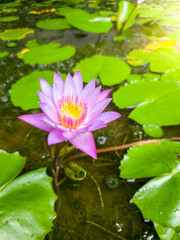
[
  {"x1": 117, "y1": 3, "x2": 137, "y2": 35},
  {"x1": 62, "y1": 137, "x2": 180, "y2": 164}
]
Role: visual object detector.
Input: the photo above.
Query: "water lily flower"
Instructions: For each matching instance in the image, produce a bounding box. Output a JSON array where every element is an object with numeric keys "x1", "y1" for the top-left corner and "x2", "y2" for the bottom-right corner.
[{"x1": 18, "y1": 71, "x2": 121, "y2": 159}]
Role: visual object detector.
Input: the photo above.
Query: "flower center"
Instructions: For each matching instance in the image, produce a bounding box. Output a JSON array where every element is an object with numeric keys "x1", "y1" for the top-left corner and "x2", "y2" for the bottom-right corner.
[{"x1": 58, "y1": 96, "x2": 87, "y2": 129}]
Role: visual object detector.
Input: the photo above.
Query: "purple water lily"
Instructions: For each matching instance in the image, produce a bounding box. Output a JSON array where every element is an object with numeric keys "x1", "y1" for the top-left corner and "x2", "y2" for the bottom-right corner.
[{"x1": 19, "y1": 71, "x2": 121, "y2": 159}]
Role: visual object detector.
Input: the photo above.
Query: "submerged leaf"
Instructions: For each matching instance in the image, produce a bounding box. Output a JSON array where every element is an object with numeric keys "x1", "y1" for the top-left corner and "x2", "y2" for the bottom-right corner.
[
  {"x1": 143, "y1": 124, "x2": 163, "y2": 138},
  {"x1": 154, "y1": 222, "x2": 180, "y2": 240}
]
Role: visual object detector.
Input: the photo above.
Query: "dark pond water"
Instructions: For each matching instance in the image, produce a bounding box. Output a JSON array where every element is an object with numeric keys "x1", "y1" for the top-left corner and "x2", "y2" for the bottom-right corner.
[{"x1": 0, "y1": 0, "x2": 180, "y2": 239}]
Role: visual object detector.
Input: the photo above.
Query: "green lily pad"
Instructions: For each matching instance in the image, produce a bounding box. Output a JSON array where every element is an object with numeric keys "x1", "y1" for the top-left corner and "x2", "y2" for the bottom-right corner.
[
  {"x1": 0, "y1": 150, "x2": 26, "y2": 188},
  {"x1": 0, "y1": 28, "x2": 34, "y2": 40},
  {"x1": 113, "y1": 81, "x2": 180, "y2": 126},
  {"x1": 36, "y1": 18, "x2": 71, "y2": 30},
  {"x1": 10, "y1": 70, "x2": 66, "y2": 110},
  {"x1": 0, "y1": 2, "x2": 21, "y2": 8},
  {"x1": 66, "y1": 10, "x2": 113, "y2": 33},
  {"x1": 142, "y1": 73, "x2": 160, "y2": 81},
  {"x1": 120, "y1": 140, "x2": 180, "y2": 179},
  {"x1": 161, "y1": 70, "x2": 180, "y2": 83},
  {"x1": 117, "y1": 1, "x2": 137, "y2": 31},
  {"x1": 0, "y1": 16, "x2": 19, "y2": 22},
  {"x1": 126, "y1": 74, "x2": 142, "y2": 83},
  {"x1": 120, "y1": 140, "x2": 180, "y2": 231},
  {"x1": 0, "y1": 51, "x2": 9, "y2": 58},
  {"x1": 137, "y1": 3, "x2": 178, "y2": 26},
  {"x1": 143, "y1": 124, "x2": 163, "y2": 137},
  {"x1": 126, "y1": 47, "x2": 180, "y2": 73},
  {"x1": 6, "y1": 42, "x2": 16, "y2": 47},
  {"x1": 56, "y1": 7, "x2": 84, "y2": 16},
  {"x1": 25, "y1": 39, "x2": 39, "y2": 48},
  {"x1": 73, "y1": 55, "x2": 131, "y2": 86},
  {"x1": 126, "y1": 49, "x2": 151, "y2": 66},
  {"x1": 150, "y1": 48, "x2": 180, "y2": 73},
  {"x1": 154, "y1": 222, "x2": 180, "y2": 240},
  {"x1": 0, "y1": 168, "x2": 57, "y2": 240},
  {"x1": 2, "y1": 8, "x2": 18, "y2": 13},
  {"x1": 132, "y1": 172, "x2": 180, "y2": 230},
  {"x1": 18, "y1": 43, "x2": 76, "y2": 64}
]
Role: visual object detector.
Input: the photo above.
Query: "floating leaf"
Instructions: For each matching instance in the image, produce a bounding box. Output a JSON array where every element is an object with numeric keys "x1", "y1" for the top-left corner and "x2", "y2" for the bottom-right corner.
[
  {"x1": 0, "y1": 28, "x2": 34, "y2": 40},
  {"x1": 120, "y1": 140, "x2": 180, "y2": 230},
  {"x1": 126, "y1": 49, "x2": 151, "y2": 66},
  {"x1": 126, "y1": 74, "x2": 142, "y2": 83},
  {"x1": 73, "y1": 55, "x2": 104, "y2": 83},
  {"x1": 126, "y1": 39, "x2": 180, "y2": 72},
  {"x1": 18, "y1": 43, "x2": 76, "y2": 64},
  {"x1": 120, "y1": 140, "x2": 180, "y2": 179},
  {"x1": 99, "y1": 56, "x2": 131, "y2": 85},
  {"x1": 0, "y1": 168, "x2": 57, "y2": 240},
  {"x1": 10, "y1": 71, "x2": 66, "y2": 110},
  {"x1": 73, "y1": 55, "x2": 131, "y2": 86},
  {"x1": 36, "y1": 18, "x2": 71, "y2": 30},
  {"x1": 6, "y1": 42, "x2": 16, "y2": 47},
  {"x1": 66, "y1": 11, "x2": 113, "y2": 33},
  {"x1": 0, "y1": 16, "x2": 19, "y2": 22},
  {"x1": 161, "y1": 70, "x2": 180, "y2": 83},
  {"x1": 143, "y1": 124, "x2": 163, "y2": 138},
  {"x1": 113, "y1": 81, "x2": 180, "y2": 126},
  {"x1": 137, "y1": 3, "x2": 178, "y2": 26},
  {"x1": 0, "y1": 2, "x2": 21, "y2": 8},
  {"x1": 142, "y1": 73, "x2": 160, "y2": 81},
  {"x1": 0, "y1": 51, "x2": 9, "y2": 58},
  {"x1": 154, "y1": 222, "x2": 180, "y2": 240},
  {"x1": 150, "y1": 48, "x2": 180, "y2": 73},
  {"x1": 117, "y1": 1, "x2": 137, "y2": 31},
  {"x1": 56, "y1": 7, "x2": 84, "y2": 16},
  {"x1": 2, "y1": 8, "x2": 18, "y2": 13},
  {"x1": 0, "y1": 150, "x2": 26, "y2": 188}
]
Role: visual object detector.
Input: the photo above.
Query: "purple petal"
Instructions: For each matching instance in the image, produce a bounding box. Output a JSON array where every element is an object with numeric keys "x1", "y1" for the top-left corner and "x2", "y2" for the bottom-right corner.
[
  {"x1": 47, "y1": 129, "x2": 65, "y2": 145},
  {"x1": 40, "y1": 115, "x2": 56, "y2": 128},
  {"x1": 87, "y1": 98, "x2": 112, "y2": 121},
  {"x1": 80, "y1": 79, "x2": 95, "y2": 101},
  {"x1": 97, "y1": 89, "x2": 111, "y2": 102},
  {"x1": 73, "y1": 70, "x2": 83, "y2": 96},
  {"x1": 62, "y1": 130, "x2": 77, "y2": 140},
  {"x1": 39, "y1": 102, "x2": 59, "y2": 124},
  {"x1": 64, "y1": 73, "x2": 76, "y2": 98},
  {"x1": 69, "y1": 132, "x2": 97, "y2": 159},
  {"x1": 86, "y1": 86, "x2": 101, "y2": 112},
  {"x1": 40, "y1": 78, "x2": 53, "y2": 98},
  {"x1": 38, "y1": 91, "x2": 56, "y2": 110},
  {"x1": 97, "y1": 111, "x2": 121, "y2": 123},
  {"x1": 53, "y1": 71, "x2": 64, "y2": 106},
  {"x1": 88, "y1": 120, "x2": 107, "y2": 132},
  {"x1": 18, "y1": 113, "x2": 54, "y2": 132}
]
